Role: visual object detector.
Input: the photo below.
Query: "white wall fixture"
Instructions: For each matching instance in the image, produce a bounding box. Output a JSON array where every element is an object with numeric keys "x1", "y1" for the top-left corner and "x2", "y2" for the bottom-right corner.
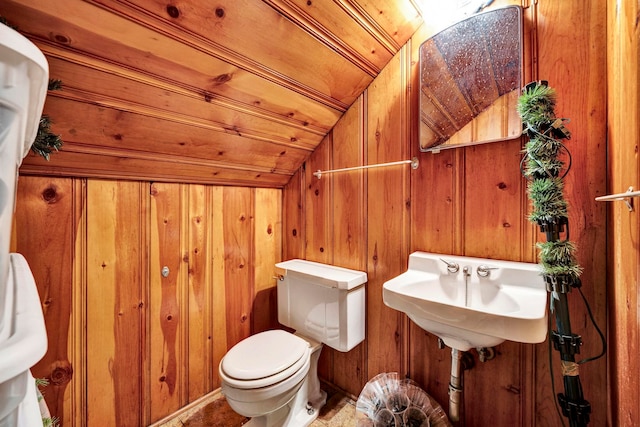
[{"x1": 0, "y1": 23, "x2": 49, "y2": 427}]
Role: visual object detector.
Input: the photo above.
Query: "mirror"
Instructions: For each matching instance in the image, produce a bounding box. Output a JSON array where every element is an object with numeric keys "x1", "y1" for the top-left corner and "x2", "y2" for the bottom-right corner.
[{"x1": 419, "y1": 6, "x2": 523, "y2": 152}]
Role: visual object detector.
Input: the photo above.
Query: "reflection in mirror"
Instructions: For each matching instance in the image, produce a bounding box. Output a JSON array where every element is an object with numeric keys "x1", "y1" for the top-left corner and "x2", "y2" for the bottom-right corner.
[{"x1": 419, "y1": 6, "x2": 522, "y2": 152}]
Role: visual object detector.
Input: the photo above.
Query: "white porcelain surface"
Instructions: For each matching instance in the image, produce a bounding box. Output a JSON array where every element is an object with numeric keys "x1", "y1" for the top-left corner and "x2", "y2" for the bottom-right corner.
[
  {"x1": 220, "y1": 259, "x2": 366, "y2": 426},
  {"x1": 276, "y1": 259, "x2": 366, "y2": 352},
  {"x1": 0, "y1": 255, "x2": 48, "y2": 424},
  {"x1": 222, "y1": 355, "x2": 310, "y2": 416},
  {"x1": 0, "y1": 24, "x2": 48, "y2": 308},
  {"x1": 275, "y1": 259, "x2": 367, "y2": 290},
  {"x1": 220, "y1": 335, "x2": 325, "y2": 427},
  {"x1": 220, "y1": 330, "x2": 308, "y2": 386},
  {"x1": 383, "y1": 251, "x2": 547, "y2": 351}
]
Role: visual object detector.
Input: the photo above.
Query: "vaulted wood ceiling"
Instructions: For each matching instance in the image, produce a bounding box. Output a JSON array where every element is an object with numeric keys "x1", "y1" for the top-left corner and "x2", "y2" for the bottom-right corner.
[{"x1": 5, "y1": 0, "x2": 424, "y2": 187}]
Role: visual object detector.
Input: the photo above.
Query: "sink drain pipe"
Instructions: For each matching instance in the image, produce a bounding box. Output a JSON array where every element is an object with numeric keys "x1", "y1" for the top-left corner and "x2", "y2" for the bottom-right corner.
[{"x1": 449, "y1": 348, "x2": 463, "y2": 422}]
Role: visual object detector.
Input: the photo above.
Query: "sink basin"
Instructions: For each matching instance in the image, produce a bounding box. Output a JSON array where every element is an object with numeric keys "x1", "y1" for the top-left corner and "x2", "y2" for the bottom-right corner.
[{"x1": 383, "y1": 252, "x2": 548, "y2": 351}]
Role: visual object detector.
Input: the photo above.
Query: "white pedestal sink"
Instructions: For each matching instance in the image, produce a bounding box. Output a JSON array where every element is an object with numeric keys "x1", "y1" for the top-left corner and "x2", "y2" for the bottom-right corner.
[{"x1": 383, "y1": 251, "x2": 548, "y2": 351}]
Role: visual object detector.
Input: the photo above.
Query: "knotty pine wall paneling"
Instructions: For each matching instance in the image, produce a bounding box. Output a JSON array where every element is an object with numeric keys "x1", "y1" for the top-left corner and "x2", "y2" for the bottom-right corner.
[
  {"x1": 12, "y1": 177, "x2": 84, "y2": 425},
  {"x1": 329, "y1": 98, "x2": 367, "y2": 394},
  {"x1": 282, "y1": 1, "x2": 608, "y2": 425},
  {"x1": 13, "y1": 177, "x2": 282, "y2": 426},
  {"x1": 607, "y1": 0, "x2": 640, "y2": 425},
  {"x1": 534, "y1": 2, "x2": 608, "y2": 426},
  {"x1": 86, "y1": 180, "x2": 148, "y2": 426},
  {"x1": 365, "y1": 47, "x2": 411, "y2": 381},
  {"x1": 282, "y1": 171, "x2": 305, "y2": 261},
  {"x1": 221, "y1": 187, "x2": 254, "y2": 349},
  {"x1": 185, "y1": 185, "x2": 214, "y2": 402},
  {"x1": 252, "y1": 188, "x2": 283, "y2": 334},
  {"x1": 149, "y1": 182, "x2": 184, "y2": 418},
  {"x1": 300, "y1": 134, "x2": 334, "y2": 382}
]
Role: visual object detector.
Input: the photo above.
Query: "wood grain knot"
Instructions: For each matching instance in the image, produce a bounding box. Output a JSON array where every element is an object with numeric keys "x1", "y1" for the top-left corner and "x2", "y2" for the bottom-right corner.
[
  {"x1": 41, "y1": 186, "x2": 59, "y2": 203},
  {"x1": 292, "y1": 228, "x2": 297, "y2": 237},
  {"x1": 267, "y1": 225, "x2": 273, "y2": 235},
  {"x1": 166, "y1": 5, "x2": 180, "y2": 18},
  {"x1": 215, "y1": 7, "x2": 225, "y2": 18},
  {"x1": 50, "y1": 32, "x2": 71, "y2": 45},
  {"x1": 50, "y1": 362, "x2": 73, "y2": 386},
  {"x1": 213, "y1": 73, "x2": 232, "y2": 85},
  {"x1": 497, "y1": 182, "x2": 507, "y2": 190}
]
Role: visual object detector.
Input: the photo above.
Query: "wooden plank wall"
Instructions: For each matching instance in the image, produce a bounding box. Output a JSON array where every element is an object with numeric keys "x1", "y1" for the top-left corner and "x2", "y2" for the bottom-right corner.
[
  {"x1": 606, "y1": 0, "x2": 640, "y2": 425},
  {"x1": 282, "y1": 1, "x2": 607, "y2": 425},
  {"x1": 13, "y1": 178, "x2": 281, "y2": 426},
  {"x1": 9, "y1": 1, "x2": 614, "y2": 426}
]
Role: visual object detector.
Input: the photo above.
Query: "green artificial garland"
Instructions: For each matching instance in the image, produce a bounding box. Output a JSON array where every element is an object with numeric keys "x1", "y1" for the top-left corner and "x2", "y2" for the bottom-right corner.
[{"x1": 517, "y1": 82, "x2": 582, "y2": 284}]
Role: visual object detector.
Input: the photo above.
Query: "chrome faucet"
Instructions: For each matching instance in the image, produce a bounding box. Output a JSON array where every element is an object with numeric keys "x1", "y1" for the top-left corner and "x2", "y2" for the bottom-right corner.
[
  {"x1": 462, "y1": 266, "x2": 471, "y2": 277},
  {"x1": 462, "y1": 266, "x2": 471, "y2": 306},
  {"x1": 477, "y1": 265, "x2": 498, "y2": 278}
]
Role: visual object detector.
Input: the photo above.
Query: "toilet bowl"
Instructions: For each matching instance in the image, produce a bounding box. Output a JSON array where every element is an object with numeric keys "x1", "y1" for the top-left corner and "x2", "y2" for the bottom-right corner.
[
  {"x1": 219, "y1": 330, "x2": 325, "y2": 426},
  {"x1": 218, "y1": 259, "x2": 367, "y2": 427}
]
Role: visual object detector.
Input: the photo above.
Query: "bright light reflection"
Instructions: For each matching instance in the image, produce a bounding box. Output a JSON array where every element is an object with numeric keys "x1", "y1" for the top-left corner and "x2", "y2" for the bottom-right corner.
[{"x1": 416, "y1": 0, "x2": 492, "y2": 29}]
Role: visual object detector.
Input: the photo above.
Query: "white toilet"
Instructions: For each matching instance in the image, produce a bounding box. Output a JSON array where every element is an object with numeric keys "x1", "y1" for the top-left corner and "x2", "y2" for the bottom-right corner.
[{"x1": 219, "y1": 259, "x2": 367, "y2": 427}]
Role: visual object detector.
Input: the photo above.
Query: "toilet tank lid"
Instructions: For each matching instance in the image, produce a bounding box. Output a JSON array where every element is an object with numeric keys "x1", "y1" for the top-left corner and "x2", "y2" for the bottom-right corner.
[{"x1": 275, "y1": 259, "x2": 367, "y2": 290}]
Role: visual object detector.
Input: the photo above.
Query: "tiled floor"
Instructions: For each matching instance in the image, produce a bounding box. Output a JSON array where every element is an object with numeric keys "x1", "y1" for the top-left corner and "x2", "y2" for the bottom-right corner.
[{"x1": 155, "y1": 386, "x2": 356, "y2": 427}]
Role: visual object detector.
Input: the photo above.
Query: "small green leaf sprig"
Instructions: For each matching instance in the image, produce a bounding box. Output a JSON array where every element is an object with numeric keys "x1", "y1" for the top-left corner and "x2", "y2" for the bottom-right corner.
[{"x1": 32, "y1": 79, "x2": 64, "y2": 160}]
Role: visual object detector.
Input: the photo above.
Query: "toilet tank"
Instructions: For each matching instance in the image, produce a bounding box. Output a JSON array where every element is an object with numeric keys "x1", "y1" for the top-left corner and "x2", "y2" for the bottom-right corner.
[{"x1": 275, "y1": 259, "x2": 366, "y2": 352}]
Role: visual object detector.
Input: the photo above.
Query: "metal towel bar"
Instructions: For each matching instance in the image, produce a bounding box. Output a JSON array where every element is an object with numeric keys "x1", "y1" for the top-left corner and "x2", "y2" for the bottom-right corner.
[
  {"x1": 312, "y1": 157, "x2": 419, "y2": 179},
  {"x1": 595, "y1": 186, "x2": 639, "y2": 211}
]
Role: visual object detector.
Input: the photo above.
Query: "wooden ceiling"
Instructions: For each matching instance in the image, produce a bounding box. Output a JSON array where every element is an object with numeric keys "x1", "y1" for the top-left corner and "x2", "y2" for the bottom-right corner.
[{"x1": 5, "y1": 0, "x2": 424, "y2": 187}]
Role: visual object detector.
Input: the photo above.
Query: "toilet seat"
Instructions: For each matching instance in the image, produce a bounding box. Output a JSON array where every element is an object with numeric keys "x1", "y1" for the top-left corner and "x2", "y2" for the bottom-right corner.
[{"x1": 220, "y1": 330, "x2": 310, "y2": 389}]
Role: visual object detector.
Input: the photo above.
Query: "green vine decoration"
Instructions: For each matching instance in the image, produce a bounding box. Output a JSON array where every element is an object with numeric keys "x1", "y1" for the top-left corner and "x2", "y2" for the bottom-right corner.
[{"x1": 517, "y1": 82, "x2": 582, "y2": 282}]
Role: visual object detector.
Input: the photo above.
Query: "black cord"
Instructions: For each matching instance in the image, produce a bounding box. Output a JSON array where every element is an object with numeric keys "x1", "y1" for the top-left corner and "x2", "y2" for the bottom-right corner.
[
  {"x1": 548, "y1": 314, "x2": 567, "y2": 427},
  {"x1": 547, "y1": 287, "x2": 605, "y2": 427},
  {"x1": 577, "y1": 287, "x2": 607, "y2": 364}
]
